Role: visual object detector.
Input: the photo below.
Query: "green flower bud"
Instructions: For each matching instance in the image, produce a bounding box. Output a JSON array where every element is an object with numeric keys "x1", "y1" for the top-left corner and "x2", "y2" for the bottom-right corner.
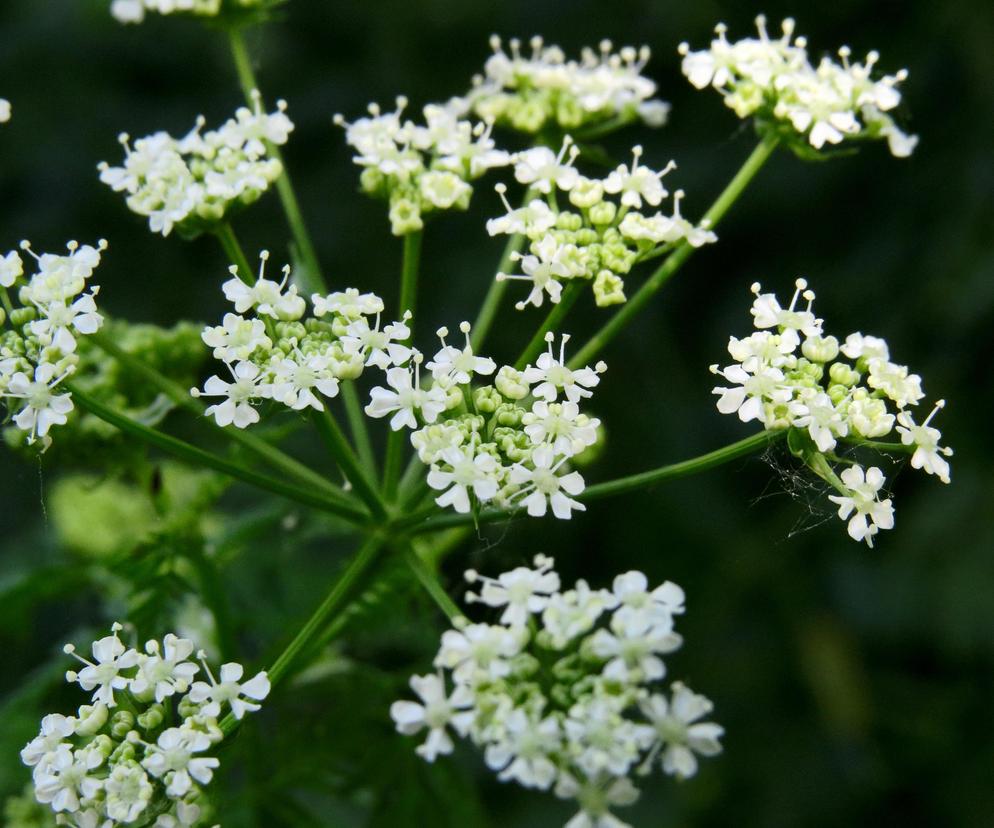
[
  {"x1": 493, "y1": 402, "x2": 524, "y2": 428},
  {"x1": 827, "y1": 384, "x2": 850, "y2": 405},
  {"x1": 555, "y1": 95, "x2": 584, "y2": 128},
  {"x1": 555, "y1": 212, "x2": 583, "y2": 232},
  {"x1": 359, "y1": 166, "x2": 385, "y2": 195},
  {"x1": 588, "y1": 201, "x2": 617, "y2": 226},
  {"x1": 593, "y1": 270, "x2": 626, "y2": 307},
  {"x1": 388, "y1": 197, "x2": 423, "y2": 237},
  {"x1": 509, "y1": 98, "x2": 547, "y2": 133},
  {"x1": 76, "y1": 703, "x2": 110, "y2": 737},
  {"x1": 828, "y1": 362, "x2": 860, "y2": 387},
  {"x1": 801, "y1": 334, "x2": 840, "y2": 363},
  {"x1": 473, "y1": 385, "x2": 503, "y2": 414},
  {"x1": 495, "y1": 365, "x2": 529, "y2": 400},
  {"x1": 569, "y1": 177, "x2": 604, "y2": 209},
  {"x1": 137, "y1": 704, "x2": 166, "y2": 732}
]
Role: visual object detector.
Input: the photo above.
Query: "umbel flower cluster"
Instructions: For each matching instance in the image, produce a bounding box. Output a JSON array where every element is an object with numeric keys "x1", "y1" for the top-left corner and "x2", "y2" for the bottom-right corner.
[
  {"x1": 457, "y1": 36, "x2": 670, "y2": 135},
  {"x1": 110, "y1": 0, "x2": 273, "y2": 24},
  {"x1": 370, "y1": 329, "x2": 605, "y2": 519},
  {"x1": 711, "y1": 279, "x2": 952, "y2": 546},
  {"x1": 680, "y1": 15, "x2": 917, "y2": 157},
  {"x1": 99, "y1": 92, "x2": 292, "y2": 238},
  {"x1": 335, "y1": 98, "x2": 511, "y2": 236},
  {"x1": 491, "y1": 140, "x2": 716, "y2": 309},
  {"x1": 391, "y1": 557, "x2": 723, "y2": 828},
  {"x1": 0, "y1": 240, "x2": 106, "y2": 448},
  {"x1": 191, "y1": 251, "x2": 406, "y2": 427},
  {"x1": 21, "y1": 623, "x2": 269, "y2": 827}
]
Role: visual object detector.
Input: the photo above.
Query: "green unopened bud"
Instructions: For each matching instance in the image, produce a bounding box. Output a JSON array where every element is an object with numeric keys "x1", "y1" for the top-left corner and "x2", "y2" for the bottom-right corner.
[
  {"x1": 829, "y1": 362, "x2": 860, "y2": 387},
  {"x1": 569, "y1": 177, "x2": 605, "y2": 209},
  {"x1": 555, "y1": 212, "x2": 583, "y2": 232},
  {"x1": 593, "y1": 270, "x2": 626, "y2": 307},
  {"x1": 588, "y1": 201, "x2": 617, "y2": 226},
  {"x1": 509, "y1": 98, "x2": 547, "y2": 133},
  {"x1": 556, "y1": 95, "x2": 584, "y2": 128},
  {"x1": 76, "y1": 703, "x2": 110, "y2": 737},
  {"x1": 359, "y1": 166, "x2": 385, "y2": 195},
  {"x1": 801, "y1": 334, "x2": 840, "y2": 363},
  {"x1": 9, "y1": 307, "x2": 36, "y2": 327},
  {"x1": 473, "y1": 385, "x2": 503, "y2": 414},
  {"x1": 137, "y1": 704, "x2": 166, "y2": 732},
  {"x1": 495, "y1": 365, "x2": 529, "y2": 400},
  {"x1": 388, "y1": 197, "x2": 423, "y2": 237},
  {"x1": 493, "y1": 402, "x2": 524, "y2": 428},
  {"x1": 827, "y1": 384, "x2": 850, "y2": 405}
]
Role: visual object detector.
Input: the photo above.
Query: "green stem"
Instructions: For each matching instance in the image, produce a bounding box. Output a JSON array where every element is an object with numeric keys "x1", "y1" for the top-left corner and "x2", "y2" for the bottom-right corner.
[
  {"x1": 311, "y1": 408, "x2": 387, "y2": 520},
  {"x1": 215, "y1": 222, "x2": 255, "y2": 284},
  {"x1": 841, "y1": 437, "x2": 915, "y2": 455},
  {"x1": 227, "y1": 28, "x2": 327, "y2": 296},
  {"x1": 471, "y1": 230, "x2": 528, "y2": 351},
  {"x1": 397, "y1": 230, "x2": 423, "y2": 327},
  {"x1": 405, "y1": 544, "x2": 463, "y2": 622},
  {"x1": 382, "y1": 232, "x2": 423, "y2": 499},
  {"x1": 88, "y1": 330, "x2": 345, "y2": 498},
  {"x1": 568, "y1": 134, "x2": 780, "y2": 369},
  {"x1": 514, "y1": 281, "x2": 584, "y2": 370},
  {"x1": 0, "y1": 286, "x2": 14, "y2": 317},
  {"x1": 68, "y1": 383, "x2": 368, "y2": 525},
  {"x1": 220, "y1": 535, "x2": 386, "y2": 735},
  {"x1": 396, "y1": 429, "x2": 783, "y2": 534},
  {"x1": 341, "y1": 382, "x2": 377, "y2": 474}
]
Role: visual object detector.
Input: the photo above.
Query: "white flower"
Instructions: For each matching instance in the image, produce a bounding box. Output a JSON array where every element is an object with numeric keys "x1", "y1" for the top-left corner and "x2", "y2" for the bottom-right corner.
[
  {"x1": 419, "y1": 170, "x2": 472, "y2": 209},
  {"x1": 341, "y1": 313, "x2": 412, "y2": 369},
  {"x1": 465, "y1": 554, "x2": 561, "y2": 627},
  {"x1": 498, "y1": 235, "x2": 574, "y2": 310},
  {"x1": 411, "y1": 422, "x2": 465, "y2": 463},
  {"x1": 602, "y1": 147, "x2": 674, "y2": 209},
  {"x1": 390, "y1": 673, "x2": 474, "y2": 762},
  {"x1": 749, "y1": 278, "x2": 822, "y2": 337},
  {"x1": 866, "y1": 358, "x2": 924, "y2": 407},
  {"x1": 141, "y1": 726, "x2": 219, "y2": 799},
  {"x1": 187, "y1": 655, "x2": 271, "y2": 720},
  {"x1": 564, "y1": 697, "x2": 654, "y2": 777},
  {"x1": 21, "y1": 714, "x2": 76, "y2": 767},
  {"x1": 541, "y1": 580, "x2": 615, "y2": 649},
  {"x1": 847, "y1": 396, "x2": 895, "y2": 439},
  {"x1": 427, "y1": 444, "x2": 501, "y2": 513},
  {"x1": 610, "y1": 572, "x2": 684, "y2": 630},
  {"x1": 426, "y1": 322, "x2": 496, "y2": 383},
  {"x1": 484, "y1": 709, "x2": 561, "y2": 789},
  {"x1": 63, "y1": 623, "x2": 140, "y2": 708},
  {"x1": 640, "y1": 683, "x2": 724, "y2": 779},
  {"x1": 201, "y1": 313, "x2": 271, "y2": 361},
  {"x1": 827, "y1": 464, "x2": 895, "y2": 547},
  {"x1": 710, "y1": 362, "x2": 789, "y2": 424},
  {"x1": 365, "y1": 358, "x2": 448, "y2": 431},
  {"x1": 192, "y1": 360, "x2": 267, "y2": 429},
  {"x1": 434, "y1": 623, "x2": 522, "y2": 683},
  {"x1": 727, "y1": 329, "x2": 799, "y2": 370},
  {"x1": 311, "y1": 287, "x2": 384, "y2": 320},
  {"x1": 2, "y1": 363, "x2": 75, "y2": 444},
  {"x1": 523, "y1": 399, "x2": 599, "y2": 456},
  {"x1": 1, "y1": 249, "x2": 23, "y2": 287},
  {"x1": 508, "y1": 444, "x2": 586, "y2": 520},
  {"x1": 103, "y1": 761, "x2": 154, "y2": 823},
  {"x1": 32, "y1": 744, "x2": 102, "y2": 814},
  {"x1": 221, "y1": 253, "x2": 305, "y2": 320},
  {"x1": 486, "y1": 185, "x2": 557, "y2": 236},
  {"x1": 840, "y1": 332, "x2": 890, "y2": 363},
  {"x1": 589, "y1": 613, "x2": 682, "y2": 683},
  {"x1": 896, "y1": 400, "x2": 952, "y2": 483},
  {"x1": 269, "y1": 352, "x2": 341, "y2": 411},
  {"x1": 513, "y1": 139, "x2": 580, "y2": 193},
  {"x1": 523, "y1": 333, "x2": 605, "y2": 403},
  {"x1": 558, "y1": 774, "x2": 640, "y2": 828},
  {"x1": 130, "y1": 634, "x2": 199, "y2": 703},
  {"x1": 789, "y1": 390, "x2": 848, "y2": 452}
]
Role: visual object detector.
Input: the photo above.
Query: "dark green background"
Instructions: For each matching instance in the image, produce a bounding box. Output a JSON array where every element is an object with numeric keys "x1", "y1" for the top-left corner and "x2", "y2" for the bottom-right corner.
[{"x1": 1, "y1": 1, "x2": 992, "y2": 826}]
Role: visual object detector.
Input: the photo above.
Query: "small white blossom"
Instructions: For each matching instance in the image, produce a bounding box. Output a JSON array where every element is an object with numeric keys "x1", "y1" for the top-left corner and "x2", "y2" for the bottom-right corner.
[
  {"x1": 508, "y1": 444, "x2": 586, "y2": 520},
  {"x1": 188, "y1": 653, "x2": 271, "y2": 720},
  {"x1": 63, "y1": 623, "x2": 140, "y2": 708},
  {"x1": 365, "y1": 356, "x2": 449, "y2": 431},
  {"x1": 390, "y1": 673, "x2": 474, "y2": 762},
  {"x1": 896, "y1": 400, "x2": 952, "y2": 483},
  {"x1": 827, "y1": 464, "x2": 895, "y2": 547},
  {"x1": 465, "y1": 554, "x2": 561, "y2": 627},
  {"x1": 640, "y1": 683, "x2": 724, "y2": 779}
]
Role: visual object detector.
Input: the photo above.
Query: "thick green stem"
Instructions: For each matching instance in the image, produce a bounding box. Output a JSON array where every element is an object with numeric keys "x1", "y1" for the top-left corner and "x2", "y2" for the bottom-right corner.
[
  {"x1": 396, "y1": 429, "x2": 783, "y2": 534},
  {"x1": 311, "y1": 408, "x2": 387, "y2": 520},
  {"x1": 341, "y1": 382, "x2": 377, "y2": 474},
  {"x1": 382, "y1": 232, "x2": 422, "y2": 499},
  {"x1": 227, "y1": 28, "x2": 327, "y2": 296},
  {"x1": 68, "y1": 383, "x2": 368, "y2": 525},
  {"x1": 214, "y1": 222, "x2": 255, "y2": 284},
  {"x1": 514, "y1": 281, "x2": 584, "y2": 370},
  {"x1": 471, "y1": 230, "x2": 527, "y2": 351},
  {"x1": 405, "y1": 544, "x2": 463, "y2": 622},
  {"x1": 568, "y1": 135, "x2": 780, "y2": 369},
  {"x1": 220, "y1": 535, "x2": 385, "y2": 735},
  {"x1": 88, "y1": 330, "x2": 344, "y2": 498}
]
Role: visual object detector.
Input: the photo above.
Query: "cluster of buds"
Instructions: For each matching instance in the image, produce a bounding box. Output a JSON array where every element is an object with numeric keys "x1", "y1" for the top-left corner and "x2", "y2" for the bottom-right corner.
[
  {"x1": 711, "y1": 279, "x2": 951, "y2": 546},
  {"x1": 491, "y1": 140, "x2": 715, "y2": 309},
  {"x1": 336, "y1": 98, "x2": 511, "y2": 235},
  {"x1": 680, "y1": 16, "x2": 916, "y2": 157},
  {"x1": 391, "y1": 557, "x2": 722, "y2": 828},
  {"x1": 367, "y1": 328, "x2": 605, "y2": 520},
  {"x1": 0, "y1": 240, "x2": 106, "y2": 449},
  {"x1": 192, "y1": 251, "x2": 410, "y2": 428},
  {"x1": 21, "y1": 623, "x2": 269, "y2": 827},
  {"x1": 458, "y1": 36, "x2": 670, "y2": 135},
  {"x1": 99, "y1": 91, "x2": 292, "y2": 238}
]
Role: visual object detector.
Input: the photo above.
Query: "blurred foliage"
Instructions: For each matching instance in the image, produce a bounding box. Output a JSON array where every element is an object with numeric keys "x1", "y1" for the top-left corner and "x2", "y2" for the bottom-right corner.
[{"x1": 1, "y1": 0, "x2": 992, "y2": 826}]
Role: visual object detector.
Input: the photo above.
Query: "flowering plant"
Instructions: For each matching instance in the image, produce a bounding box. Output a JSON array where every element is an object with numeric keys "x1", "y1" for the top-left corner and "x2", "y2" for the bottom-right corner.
[{"x1": 0, "y1": 7, "x2": 953, "y2": 828}]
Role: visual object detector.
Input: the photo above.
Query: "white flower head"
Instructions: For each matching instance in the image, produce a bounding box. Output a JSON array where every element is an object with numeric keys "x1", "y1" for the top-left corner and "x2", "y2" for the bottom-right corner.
[
  {"x1": 513, "y1": 137, "x2": 580, "y2": 193},
  {"x1": 187, "y1": 652, "x2": 271, "y2": 720},
  {"x1": 390, "y1": 672, "x2": 474, "y2": 762},
  {"x1": 640, "y1": 682, "x2": 724, "y2": 779},
  {"x1": 63, "y1": 623, "x2": 140, "y2": 708},
  {"x1": 827, "y1": 464, "x2": 895, "y2": 547}
]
